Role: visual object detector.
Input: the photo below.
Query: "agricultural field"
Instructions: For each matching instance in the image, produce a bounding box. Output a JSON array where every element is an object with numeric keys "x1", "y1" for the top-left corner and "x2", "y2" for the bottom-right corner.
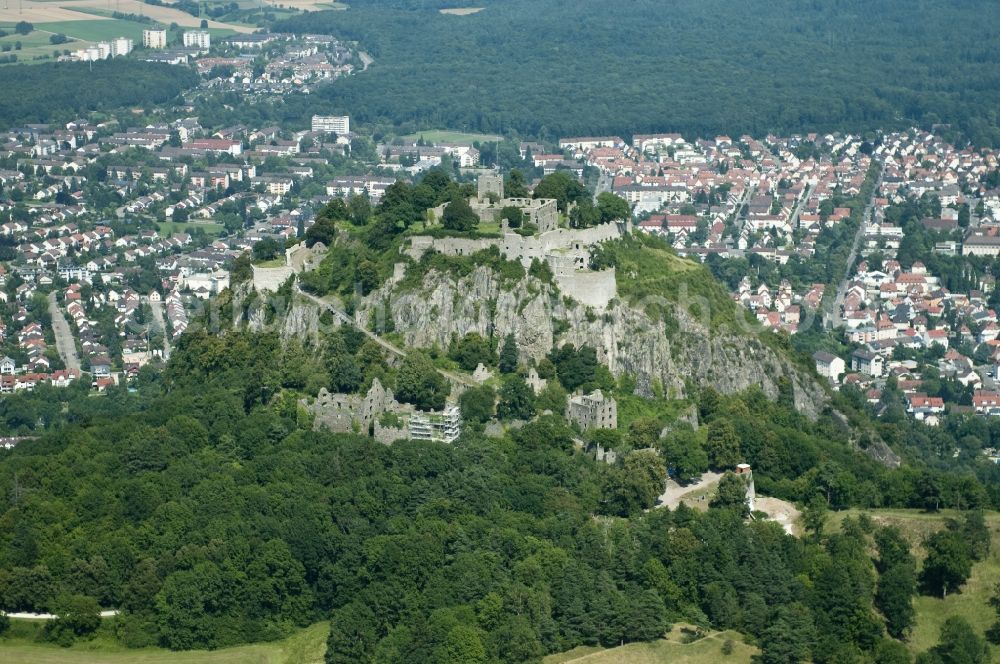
[
  {"x1": 36, "y1": 18, "x2": 146, "y2": 42},
  {"x1": 0, "y1": 20, "x2": 77, "y2": 64},
  {"x1": 265, "y1": 0, "x2": 343, "y2": 10},
  {"x1": 0, "y1": 0, "x2": 253, "y2": 34},
  {"x1": 0, "y1": 620, "x2": 329, "y2": 664},
  {"x1": 0, "y1": 1, "x2": 243, "y2": 65}
]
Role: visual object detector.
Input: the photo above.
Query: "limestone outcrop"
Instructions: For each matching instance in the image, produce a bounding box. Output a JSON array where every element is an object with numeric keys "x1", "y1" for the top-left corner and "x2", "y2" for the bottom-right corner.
[{"x1": 353, "y1": 265, "x2": 830, "y2": 418}]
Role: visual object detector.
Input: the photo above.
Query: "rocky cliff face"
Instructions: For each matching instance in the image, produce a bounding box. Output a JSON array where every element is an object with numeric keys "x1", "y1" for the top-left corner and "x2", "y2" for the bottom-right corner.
[
  {"x1": 234, "y1": 284, "x2": 322, "y2": 344},
  {"x1": 355, "y1": 266, "x2": 830, "y2": 419}
]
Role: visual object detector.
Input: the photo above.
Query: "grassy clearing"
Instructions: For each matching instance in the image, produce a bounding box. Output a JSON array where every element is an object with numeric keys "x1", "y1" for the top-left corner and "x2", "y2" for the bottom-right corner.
[
  {"x1": 253, "y1": 256, "x2": 287, "y2": 268},
  {"x1": 615, "y1": 391, "x2": 691, "y2": 430},
  {"x1": 401, "y1": 129, "x2": 503, "y2": 145},
  {"x1": 544, "y1": 626, "x2": 755, "y2": 664},
  {"x1": 0, "y1": 26, "x2": 75, "y2": 64},
  {"x1": 829, "y1": 508, "x2": 1000, "y2": 656},
  {"x1": 0, "y1": 621, "x2": 328, "y2": 664}
]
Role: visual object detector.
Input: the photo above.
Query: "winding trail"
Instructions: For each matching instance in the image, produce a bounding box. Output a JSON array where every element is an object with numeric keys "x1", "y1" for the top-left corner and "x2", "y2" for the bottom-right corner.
[{"x1": 295, "y1": 286, "x2": 476, "y2": 388}]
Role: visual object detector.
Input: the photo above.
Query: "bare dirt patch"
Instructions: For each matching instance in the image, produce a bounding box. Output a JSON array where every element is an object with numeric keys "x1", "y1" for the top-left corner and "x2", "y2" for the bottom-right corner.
[
  {"x1": 754, "y1": 496, "x2": 801, "y2": 536},
  {"x1": 656, "y1": 471, "x2": 721, "y2": 510},
  {"x1": 440, "y1": 7, "x2": 483, "y2": 15},
  {"x1": 0, "y1": 0, "x2": 100, "y2": 23},
  {"x1": 274, "y1": 0, "x2": 346, "y2": 10}
]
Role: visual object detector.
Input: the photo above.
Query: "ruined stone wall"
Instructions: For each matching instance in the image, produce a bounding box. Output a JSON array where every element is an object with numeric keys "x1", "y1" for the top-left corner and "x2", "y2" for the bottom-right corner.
[
  {"x1": 307, "y1": 388, "x2": 362, "y2": 433},
  {"x1": 405, "y1": 220, "x2": 629, "y2": 266},
  {"x1": 553, "y1": 268, "x2": 617, "y2": 310},
  {"x1": 374, "y1": 419, "x2": 408, "y2": 445},
  {"x1": 305, "y1": 379, "x2": 401, "y2": 436}
]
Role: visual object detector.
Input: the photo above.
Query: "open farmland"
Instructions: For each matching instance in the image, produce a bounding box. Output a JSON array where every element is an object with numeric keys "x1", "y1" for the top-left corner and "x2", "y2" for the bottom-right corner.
[
  {"x1": 37, "y1": 18, "x2": 146, "y2": 42},
  {"x1": 0, "y1": 0, "x2": 253, "y2": 33}
]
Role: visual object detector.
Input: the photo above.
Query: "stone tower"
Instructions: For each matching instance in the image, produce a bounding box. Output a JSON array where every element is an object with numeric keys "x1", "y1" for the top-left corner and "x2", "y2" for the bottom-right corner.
[{"x1": 477, "y1": 172, "x2": 504, "y2": 201}]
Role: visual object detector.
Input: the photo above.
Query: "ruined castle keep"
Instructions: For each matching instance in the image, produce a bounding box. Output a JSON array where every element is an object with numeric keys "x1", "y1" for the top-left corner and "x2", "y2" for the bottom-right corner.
[
  {"x1": 477, "y1": 172, "x2": 504, "y2": 200},
  {"x1": 565, "y1": 389, "x2": 618, "y2": 430},
  {"x1": 305, "y1": 378, "x2": 399, "y2": 434},
  {"x1": 304, "y1": 378, "x2": 462, "y2": 445},
  {"x1": 404, "y1": 221, "x2": 626, "y2": 309}
]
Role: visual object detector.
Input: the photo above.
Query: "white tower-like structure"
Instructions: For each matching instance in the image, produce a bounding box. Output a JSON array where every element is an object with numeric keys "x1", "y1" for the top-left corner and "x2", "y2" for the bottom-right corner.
[{"x1": 736, "y1": 463, "x2": 756, "y2": 512}]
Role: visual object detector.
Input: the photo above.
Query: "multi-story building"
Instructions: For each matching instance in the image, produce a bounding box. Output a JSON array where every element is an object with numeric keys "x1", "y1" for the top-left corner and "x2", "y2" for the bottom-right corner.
[
  {"x1": 110, "y1": 37, "x2": 134, "y2": 57},
  {"x1": 143, "y1": 29, "x2": 167, "y2": 50},
  {"x1": 565, "y1": 390, "x2": 618, "y2": 430},
  {"x1": 182, "y1": 31, "x2": 211, "y2": 51},
  {"x1": 311, "y1": 115, "x2": 350, "y2": 135},
  {"x1": 408, "y1": 406, "x2": 461, "y2": 443}
]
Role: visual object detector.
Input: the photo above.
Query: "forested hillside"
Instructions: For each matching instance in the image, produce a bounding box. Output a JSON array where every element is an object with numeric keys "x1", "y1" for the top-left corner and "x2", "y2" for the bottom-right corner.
[
  {"x1": 273, "y1": 0, "x2": 1000, "y2": 145},
  {"x1": 0, "y1": 323, "x2": 996, "y2": 661},
  {"x1": 0, "y1": 61, "x2": 198, "y2": 128}
]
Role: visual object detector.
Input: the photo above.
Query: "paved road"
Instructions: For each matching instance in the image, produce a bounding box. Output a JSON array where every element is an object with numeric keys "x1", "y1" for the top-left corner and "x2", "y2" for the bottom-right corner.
[
  {"x1": 295, "y1": 286, "x2": 477, "y2": 388},
  {"x1": 788, "y1": 182, "x2": 816, "y2": 230},
  {"x1": 148, "y1": 298, "x2": 172, "y2": 361},
  {"x1": 594, "y1": 171, "x2": 613, "y2": 201},
  {"x1": 47, "y1": 291, "x2": 80, "y2": 372},
  {"x1": 730, "y1": 181, "x2": 757, "y2": 243},
  {"x1": 825, "y1": 162, "x2": 885, "y2": 329}
]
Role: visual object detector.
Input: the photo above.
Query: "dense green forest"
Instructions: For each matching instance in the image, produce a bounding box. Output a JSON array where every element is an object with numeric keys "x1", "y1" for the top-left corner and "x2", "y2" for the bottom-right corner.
[
  {"x1": 268, "y1": 0, "x2": 1000, "y2": 145},
  {"x1": 0, "y1": 326, "x2": 995, "y2": 662},
  {"x1": 0, "y1": 61, "x2": 198, "y2": 128}
]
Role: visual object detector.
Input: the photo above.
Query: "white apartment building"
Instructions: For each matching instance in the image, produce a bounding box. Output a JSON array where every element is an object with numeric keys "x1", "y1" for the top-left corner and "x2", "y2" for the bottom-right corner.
[
  {"x1": 110, "y1": 37, "x2": 134, "y2": 57},
  {"x1": 143, "y1": 29, "x2": 167, "y2": 49},
  {"x1": 311, "y1": 115, "x2": 350, "y2": 135},
  {"x1": 182, "y1": 31, "x2": 211, "y2": 51}
]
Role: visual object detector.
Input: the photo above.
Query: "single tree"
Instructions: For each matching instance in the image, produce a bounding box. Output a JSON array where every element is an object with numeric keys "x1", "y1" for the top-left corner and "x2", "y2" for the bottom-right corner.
[
  {"x1": 918, "y1": 617, "x2": 990, "y2": 664},
  {"x1": 877, "y1": 563, "x2": 916, "y2": 638},
  {"x1": 596, "y1": 192, "x2": 631, "y2": 223},
  {"x1": 705, "y1": 419, "x2": 742, "y2": 470},
  {"x1": 395, "y1": 351, "x2": 448, "y2": 411},
  {"x1": 459, "y1": 385, "x2": 495, "y2": 423},
  {"x1": 921, "y1": 530, "x2": 972, "y2": 598},
  {"x1": 441, "y1": 194, "x2": 479, "y2": 232},
  {"x1": 710, "y1": 472, "x2": 749, "y2": 516},
  {"x1": 498, "y1": 333, "x2": 518, "y2": 373},
  {"x1": 497, "y1": 374, "x2": 535, "y2": 421}
]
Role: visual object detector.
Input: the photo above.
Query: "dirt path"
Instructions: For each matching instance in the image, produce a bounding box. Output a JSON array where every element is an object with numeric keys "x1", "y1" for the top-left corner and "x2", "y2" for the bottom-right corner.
[
  {"x1": 47, "y1": 291, "x2": 80, "y2": 372},
  {"x1": 2, "y1": 610, "x2": 118, "y2": 620}
]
